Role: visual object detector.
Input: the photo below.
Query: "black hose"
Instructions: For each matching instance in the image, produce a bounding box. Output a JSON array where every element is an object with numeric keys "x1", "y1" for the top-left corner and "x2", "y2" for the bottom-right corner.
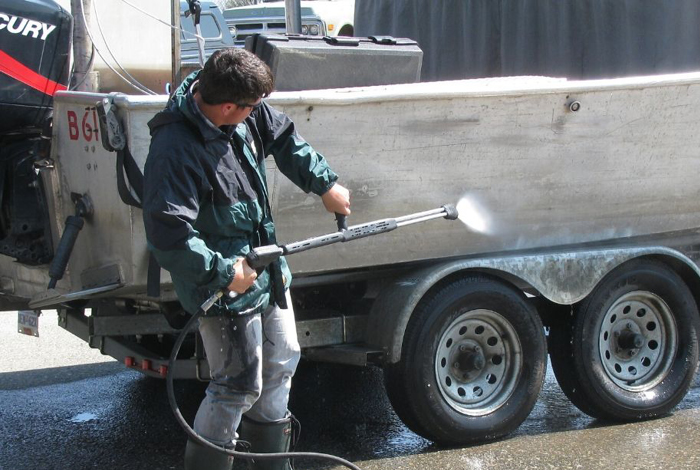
[
  {"x1": 48, "y1": 215, "x2": 85, "y2": 289},
  {"x1": 166, "y1": 308, "x2": 362, "y2": 470}
]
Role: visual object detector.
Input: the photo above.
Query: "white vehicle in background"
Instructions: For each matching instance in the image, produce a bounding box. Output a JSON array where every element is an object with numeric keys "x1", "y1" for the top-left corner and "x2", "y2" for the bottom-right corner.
[{"x1": 223, "y1": 0, "x2": 354, "y2": 47}]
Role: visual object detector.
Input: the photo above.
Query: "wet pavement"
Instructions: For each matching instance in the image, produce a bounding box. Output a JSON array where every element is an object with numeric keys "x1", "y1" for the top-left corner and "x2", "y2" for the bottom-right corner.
[{"x1": 1, "y1": 311, "x2": 700, "y2": 470}]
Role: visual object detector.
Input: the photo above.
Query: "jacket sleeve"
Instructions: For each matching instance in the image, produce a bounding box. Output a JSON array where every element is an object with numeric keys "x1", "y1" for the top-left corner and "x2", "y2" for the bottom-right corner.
[
  {"x1": 142, "y1": 137, "x2": 235, "y2": 291},
  {"x1": 253, "y1": 103, "x2": 338, "y2": 196}
]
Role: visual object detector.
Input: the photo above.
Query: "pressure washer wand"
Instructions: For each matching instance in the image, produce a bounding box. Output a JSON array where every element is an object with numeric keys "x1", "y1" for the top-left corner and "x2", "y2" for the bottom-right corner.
[
  {"x1": 283, "y1": 204, "x2": 459, "y2": 256},
  {"x1": 208, "y1": 203, "x2": 459, "y2": 305}
]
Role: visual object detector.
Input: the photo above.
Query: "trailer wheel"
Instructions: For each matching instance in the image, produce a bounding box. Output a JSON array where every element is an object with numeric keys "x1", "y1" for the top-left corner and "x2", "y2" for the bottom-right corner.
[
  {"x1": 384, "y1": 274, "x2": 546, "y2": 445},
  {"x1": 550, "y1": 259, "x2": 700, "y2": 421},
  {"x1": 548, "y1": 320, "x2": 604, "y2": 418}
]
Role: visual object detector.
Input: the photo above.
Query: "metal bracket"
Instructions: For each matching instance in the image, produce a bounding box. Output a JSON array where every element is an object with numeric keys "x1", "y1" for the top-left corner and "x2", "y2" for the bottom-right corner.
[
  {"x1": 96, "y1": 93, "x2": 126, "y2": 152},
  {"x1": 71, "y1": 192, "x2": 94, "y2": 219}
]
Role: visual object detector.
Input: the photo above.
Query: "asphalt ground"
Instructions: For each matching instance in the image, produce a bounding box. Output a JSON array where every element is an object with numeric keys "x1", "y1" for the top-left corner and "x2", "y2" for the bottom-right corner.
[{"x1": 1, "y1": 310, "x2": 699, "y2": 470}]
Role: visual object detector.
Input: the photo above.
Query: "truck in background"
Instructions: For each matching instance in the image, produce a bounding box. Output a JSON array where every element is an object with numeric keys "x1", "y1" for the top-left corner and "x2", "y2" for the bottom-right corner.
[
  {"x1": 3, "y1": 0, "x2": 700, "y2": 449},
  {"x1": 223, "y1": 0, "x2": 354, "y2": 47}
]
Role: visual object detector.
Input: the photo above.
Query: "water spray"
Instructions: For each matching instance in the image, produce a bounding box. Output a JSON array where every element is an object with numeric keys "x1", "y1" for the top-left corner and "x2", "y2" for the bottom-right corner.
[
  {"x1": 167, "y1": 204, "x2": 460, "y2": 470},
  {"x1": 456, "y1": 195, "x2": 492, "y2": 234}
]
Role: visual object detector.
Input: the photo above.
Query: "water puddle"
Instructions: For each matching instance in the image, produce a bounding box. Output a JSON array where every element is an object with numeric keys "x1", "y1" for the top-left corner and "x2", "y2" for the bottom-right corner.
[{"x1": 70, "y1": 412, "x2": 98, "y2": 423}]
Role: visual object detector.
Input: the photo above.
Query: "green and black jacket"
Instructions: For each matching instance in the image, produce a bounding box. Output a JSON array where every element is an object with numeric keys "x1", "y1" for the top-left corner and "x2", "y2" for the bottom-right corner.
[{"x1": 143, "y1": 72, "x2": 338, "y2": 315}]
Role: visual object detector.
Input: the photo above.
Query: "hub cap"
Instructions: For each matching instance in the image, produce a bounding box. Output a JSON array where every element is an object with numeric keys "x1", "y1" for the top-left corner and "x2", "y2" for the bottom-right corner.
[
  {"x1": 598, "y1": 291, "x2": 677, "y2": 391},
  {"x1": 435, "y1": 309, "x2": 522, "y2": 416}
]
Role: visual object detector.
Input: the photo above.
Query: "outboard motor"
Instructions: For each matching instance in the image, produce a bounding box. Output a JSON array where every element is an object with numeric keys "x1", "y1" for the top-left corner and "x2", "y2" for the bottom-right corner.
[
  {"x1": 0, "y1": 0, "x2": 72, "y2": 264},
  {"x1": 1, "y1": 0, "x2": 72, "y2": 133}
]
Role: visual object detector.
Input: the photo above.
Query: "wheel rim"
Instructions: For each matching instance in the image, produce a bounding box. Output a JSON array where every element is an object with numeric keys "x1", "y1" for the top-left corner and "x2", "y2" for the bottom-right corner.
[
  {"x1": 597, "y1": 290, "x2": 678, "y2": 391},
  {"x1": 435, "y1": 308, "x2": 522, "y2": 416}
]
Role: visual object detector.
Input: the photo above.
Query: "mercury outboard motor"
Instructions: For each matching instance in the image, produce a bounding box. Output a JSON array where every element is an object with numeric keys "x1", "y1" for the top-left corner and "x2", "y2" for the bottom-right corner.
[
  {"x1": 1, "y1": 0, "x2": 72, "y2": 134},
  {"x1": 0, "y1": 0, "x2": 72, "y2": 264}
]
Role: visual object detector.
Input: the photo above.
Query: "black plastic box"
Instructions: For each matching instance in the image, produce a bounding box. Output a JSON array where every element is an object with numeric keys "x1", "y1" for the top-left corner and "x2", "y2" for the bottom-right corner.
[{"x1": 245, "y1": 34, "x2": 423, "y2": 91}]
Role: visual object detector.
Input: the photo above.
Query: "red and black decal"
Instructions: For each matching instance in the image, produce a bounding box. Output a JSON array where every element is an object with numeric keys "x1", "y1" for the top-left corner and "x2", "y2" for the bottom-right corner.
[{"x1": 0, "y1": 49, "x2": 67, "y2": 96}]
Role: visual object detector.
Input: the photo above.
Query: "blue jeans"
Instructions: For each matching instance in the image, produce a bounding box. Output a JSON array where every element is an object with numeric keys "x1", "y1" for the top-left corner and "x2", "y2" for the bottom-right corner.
[{"x1": 193, "y1": 291, "x2": 300, "y2": 446}]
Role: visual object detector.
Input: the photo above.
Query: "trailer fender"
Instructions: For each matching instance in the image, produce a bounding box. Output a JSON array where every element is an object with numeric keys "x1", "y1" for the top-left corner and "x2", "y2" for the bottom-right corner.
[{"x1": 366, "y1": 246, "x2": 700, "y2": 364}]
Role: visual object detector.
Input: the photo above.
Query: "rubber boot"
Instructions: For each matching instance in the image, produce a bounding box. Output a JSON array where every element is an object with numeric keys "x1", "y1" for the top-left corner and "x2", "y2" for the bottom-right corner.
[
  {"x1": 184, "y1": 437, "x2": 235, "y2": 470},
  {"x1": 238, "y1": 416, "x2": 299, "y2": 470}
]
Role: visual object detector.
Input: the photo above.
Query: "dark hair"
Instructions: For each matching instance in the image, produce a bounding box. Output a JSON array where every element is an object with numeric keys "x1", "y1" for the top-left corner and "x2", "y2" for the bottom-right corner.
[{"x1": 198, "y1": 48, "x2": 274, "y2": 105}]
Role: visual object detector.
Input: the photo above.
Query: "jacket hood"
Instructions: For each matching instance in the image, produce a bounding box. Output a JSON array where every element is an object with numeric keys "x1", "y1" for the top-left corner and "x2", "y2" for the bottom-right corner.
[{"x1": 148, "y1": 70, "x2": 228, "y2": 142}]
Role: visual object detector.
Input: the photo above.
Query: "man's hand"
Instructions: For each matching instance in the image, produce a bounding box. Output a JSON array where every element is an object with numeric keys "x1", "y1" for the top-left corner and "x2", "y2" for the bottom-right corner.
[
  {"x1": 322, "y1": 183, "x2": 351, "y2": 215},
  {"x1": 227, "y1": 257, "x2": 258, "y2": 294}
]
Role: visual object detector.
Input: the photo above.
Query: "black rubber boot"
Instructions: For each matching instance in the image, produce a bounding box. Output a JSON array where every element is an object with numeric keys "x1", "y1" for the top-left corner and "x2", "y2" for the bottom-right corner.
[
  {"x1": 237, "y1": 416, "x2": 299, "y2": 470},
  {"x1": 184, "y1": 437, "x2": 235, "y2": 470}
]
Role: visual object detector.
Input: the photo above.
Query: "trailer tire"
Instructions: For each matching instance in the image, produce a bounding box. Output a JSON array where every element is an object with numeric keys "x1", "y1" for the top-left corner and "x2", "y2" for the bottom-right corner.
[
  {"x1": 551, "y1": 259, "x2": 700, "y2": 421},
  {"x1": 384, "y1": 274, "x2": 546, "y2": 445},
  {"x1": 549, "y1": 321, "x2": 605, "y2": 419}
]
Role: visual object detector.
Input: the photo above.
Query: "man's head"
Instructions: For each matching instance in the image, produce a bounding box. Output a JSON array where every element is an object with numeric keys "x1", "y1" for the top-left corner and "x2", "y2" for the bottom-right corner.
[{"x1": 195, "y1": 48, "x2": 274, "y2": 125}]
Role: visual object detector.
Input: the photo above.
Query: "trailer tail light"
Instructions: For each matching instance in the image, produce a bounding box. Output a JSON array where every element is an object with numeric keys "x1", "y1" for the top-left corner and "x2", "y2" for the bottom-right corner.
[
  {"x1": 141, "y1": 359, "x2": 152, "y2": 371},
  {"x1": 125, "y1": 356, "x2": 135, "y2": 367}
]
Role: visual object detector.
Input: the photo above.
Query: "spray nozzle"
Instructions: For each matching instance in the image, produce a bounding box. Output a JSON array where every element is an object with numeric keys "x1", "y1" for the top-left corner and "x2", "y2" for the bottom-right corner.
[{"x1": 442, "y1": 204, "x2": 459, "y2": 220}]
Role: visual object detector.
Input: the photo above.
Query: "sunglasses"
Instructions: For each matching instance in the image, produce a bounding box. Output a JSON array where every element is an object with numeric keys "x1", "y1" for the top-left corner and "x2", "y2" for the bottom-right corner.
[{"x1": 238, "y1": 101, "x2": 263, "y2": 110}]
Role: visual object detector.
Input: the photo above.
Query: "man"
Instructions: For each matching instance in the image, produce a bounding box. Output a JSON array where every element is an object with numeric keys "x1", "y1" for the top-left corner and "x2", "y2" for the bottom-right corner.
[{"x1": 142, "y1": 48, "x2": 350, "y2": 470}]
